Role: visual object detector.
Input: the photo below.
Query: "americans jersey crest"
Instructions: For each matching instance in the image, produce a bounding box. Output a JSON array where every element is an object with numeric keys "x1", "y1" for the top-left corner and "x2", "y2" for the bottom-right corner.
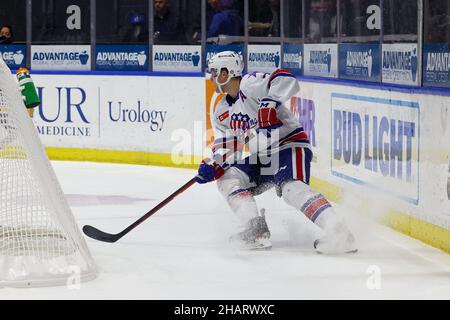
[{"x1": 230, "y1": 112, "x2": 251, "y2": 132}]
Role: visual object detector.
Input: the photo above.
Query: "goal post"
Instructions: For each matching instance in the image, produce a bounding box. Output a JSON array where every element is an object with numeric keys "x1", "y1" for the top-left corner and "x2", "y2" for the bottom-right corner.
[{"x1": 0, "y1": 57, "x2": 97, "y2": 287}]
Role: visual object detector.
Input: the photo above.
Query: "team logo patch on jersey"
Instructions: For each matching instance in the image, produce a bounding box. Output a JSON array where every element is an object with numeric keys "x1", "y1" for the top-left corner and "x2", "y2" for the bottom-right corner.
[
  {"x1": 218, "y1": 111, "x2": 229, "y2": 122},
  {"x1": 230, "y1": 112, "x2": 251, "y2": 131}
]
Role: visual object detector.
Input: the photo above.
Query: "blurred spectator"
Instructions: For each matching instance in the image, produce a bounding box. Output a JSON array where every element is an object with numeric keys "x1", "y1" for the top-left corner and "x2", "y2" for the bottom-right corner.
[
  {"x1": 340, "y1": 0, "x2": 380, "y2": 39},
  {"x1": 383, "y1": 0, "x2": 417, "y2": 37},
  {"x1": 267, "y1": 0, "x2": 280, "y2": 37},
  {"x1": 248, "y1": 0, "x2": 278, "y2": 37},
  {"x1": 248, "y1": 2, "x2": 269, "y2": 36},
  {"x1": 306, "y1": 0, "x2": 337, "y2": 42},
  {"x1": 425, "y1": 0, "x2": 450, "y2": 42},
  {"x1": 206, "y1": 0, "x2": 243, "y2": 38},
  {"x1": 32, "y1": 0, "x2": 90, "y2": 44},
  {"x1": 284, "y1": 0, "x2": 302, "y2": 38},
  {"x1": 119, "y1": 11, "x2": 147, "y2": 43},
  {"x1": 0, "y1": 25, "x2": 13, "y2": 44},
  {"x1": 154, "y1": 0, "x2": 186, "y2": 44}
]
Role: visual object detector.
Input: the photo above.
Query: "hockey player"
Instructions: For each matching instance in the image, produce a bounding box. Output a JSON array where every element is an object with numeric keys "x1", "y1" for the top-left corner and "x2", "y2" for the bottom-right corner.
[{"x1": 195, "y1": 51, "x2": 357, "y2": 254}]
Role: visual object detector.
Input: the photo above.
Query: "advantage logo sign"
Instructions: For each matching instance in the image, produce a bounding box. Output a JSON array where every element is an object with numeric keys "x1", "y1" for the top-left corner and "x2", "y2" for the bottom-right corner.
[
  {"x1": 339, "y1": 43, "x2": 380, "y2": 82},
  {"x1": 0, "y1": 45, "x2": 26, "y2": 70},
  {"x1": 382, "y1": 43, "x2": 419, "y2": 86},
  {"x1": 153, "y1": 45, "x2": 201, "y2": 72},
  {"x1": 247, "y1": 45, "x2": 281, "y2": 73},
  {"x1": 304, "y1": 44, "x2": 338, "y2": 78},
  {"x1": 96, "y1": 45, "x2": 149, "y2": 71},
  {"x1": 31, "y1": 45, "x2": 91, "y2": 70},
  {"x1": 282, "y1": 43, "x2": 303, "y2": 75},
  {"x1": 423, "y1": 43, "x2": 450, "y2": 88},
  {"x1": 331, "y1": 93, "x2": 420, "y2": 204}
]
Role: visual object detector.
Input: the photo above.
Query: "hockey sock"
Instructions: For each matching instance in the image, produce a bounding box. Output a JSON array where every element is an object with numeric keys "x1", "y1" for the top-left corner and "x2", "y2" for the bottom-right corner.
[
  {"x1": 281, "y1": 180, "x2": 347, "y2": 233},
  {"x1": 227, "y1": 188, "x2": 259, "y2": 225}
]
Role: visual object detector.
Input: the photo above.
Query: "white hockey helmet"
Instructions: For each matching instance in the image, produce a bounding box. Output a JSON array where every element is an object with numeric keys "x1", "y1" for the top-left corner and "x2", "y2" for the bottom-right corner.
[{"x1": 207, "y1": 51, "x2": 244, "y2": 87}]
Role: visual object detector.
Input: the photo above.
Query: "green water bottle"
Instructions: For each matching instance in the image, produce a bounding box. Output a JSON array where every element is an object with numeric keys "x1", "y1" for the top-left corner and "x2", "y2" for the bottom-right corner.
[{"x1": 16, "y1": 67, "x2": 40, "y2": 109}]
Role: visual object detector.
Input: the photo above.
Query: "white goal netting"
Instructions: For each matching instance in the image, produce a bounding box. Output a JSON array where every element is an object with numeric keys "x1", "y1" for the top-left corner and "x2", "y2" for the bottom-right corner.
[{"x1": 0, "y1": 58, "x2": 96, "y2": 287}]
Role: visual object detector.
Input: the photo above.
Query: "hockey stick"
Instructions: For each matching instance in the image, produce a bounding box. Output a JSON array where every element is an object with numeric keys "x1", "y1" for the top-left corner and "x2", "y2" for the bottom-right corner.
[
  {"x1": 82, "y1": 177, "x2": 198, "y2": 242},
  {"x1": 83, "y1": 134, "x2": 253, "y2": 243}
]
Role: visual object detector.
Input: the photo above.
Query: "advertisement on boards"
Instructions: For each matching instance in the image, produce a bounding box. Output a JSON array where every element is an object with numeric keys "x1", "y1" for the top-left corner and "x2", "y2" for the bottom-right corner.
[
  {"x1": 304, "y1": 43, "x2": 338, "y2": 78},
  {"x1": 152, "y1": 45, "x2": 202, "y2": 72},
  {"x1": 382, "y1": 43, "x2": 419, "y2": 86},
  {"x1": 31, "y1": 45, "x2": 91, "y2": 71},
  {"x1": 423, "y1": 43, "x2": 450, "y2": 88},
  {"x1": 95, "y1": 45, "x2": 149, "y2": 71},
  {"x1": 339, "y1": 43, "x2": 380, "y2": 82},
  {"x1": 247, "y1": 44, "x2": 281, "y2": 73},
  {"x1": 32, "y1": 74, "x2": 205, "y2": 155},
  {"x1": 331, "y1": 92, "x2": 420, "y2": 204},
  {"x1": 0, "y1": 45, "x2": 26, "y2": 70},
  {"x1": 282, "y1": 43, "x2": 303, "y2": 75}
]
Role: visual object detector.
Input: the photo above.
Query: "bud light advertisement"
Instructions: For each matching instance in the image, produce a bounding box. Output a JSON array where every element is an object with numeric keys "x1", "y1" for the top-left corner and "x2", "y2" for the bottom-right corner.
[
  {"x1": 247, "y1": 45, "x2": 281, "y2": 73},
  {"x1": 331, "y1": 92, "x2": 420, "y2": 204},
  {"x1": 382, "y1": 43, "x2": 419, "y2": 86},
  {"x1": 31, "y1": 45, "x2": 91, "y2": 71},
  {"x1": 339, "y1": 43, "x2": 380, "y2": 82},
  {"x1": 95, "y1": 45, "x2": 149, "y2": 71},
  {"x1": 423, "y1": 43, "x2": 450, "y2": 88},
  {"x1": 304, "y1": 44, "x2": 338, "y2": 78},
  {"x1": 153, "y1": 45, "x2": 201, "y2": 72},
  {"x1": 0, "y1": 45, "x2": 26, "y2": 70},
  {"x1": 282, "y1": 43, "x2": 303, "y2": 75}
]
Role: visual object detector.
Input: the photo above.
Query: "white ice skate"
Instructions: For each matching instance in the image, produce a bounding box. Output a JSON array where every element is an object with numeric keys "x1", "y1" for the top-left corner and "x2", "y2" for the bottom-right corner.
[
  {"x1": 313, "y1": 222, "x2": 358, "y2": 254},
  {"x1": 229, "y1": 209, "x2": 272, "y2": 250}
]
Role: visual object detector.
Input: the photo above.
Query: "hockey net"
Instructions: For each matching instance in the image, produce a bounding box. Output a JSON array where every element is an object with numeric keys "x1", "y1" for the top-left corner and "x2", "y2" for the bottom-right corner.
[{"x1": 0, "y1": 58, "x2": 96, "y2": 287}]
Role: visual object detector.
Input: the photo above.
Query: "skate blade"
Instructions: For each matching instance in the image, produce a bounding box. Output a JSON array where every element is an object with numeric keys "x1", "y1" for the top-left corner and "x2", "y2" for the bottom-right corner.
[
  {"x1": 230, "y1": 237, "x2": 272, "y2": 251},
  {"x1": 315, "y1": 248, "x2": 358, "y2": 255},
  {"x1": 313, "y1": 239, "x2": 358, "y2": 255},
  {"x1": 248, "y1": 238, "x2": 272, "y2": 251}
]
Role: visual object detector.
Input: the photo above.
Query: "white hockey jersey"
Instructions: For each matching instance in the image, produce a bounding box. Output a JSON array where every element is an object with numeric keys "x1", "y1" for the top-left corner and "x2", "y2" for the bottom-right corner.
[{"x1": 211, "y1": 69, "x2": 311, "y2": 164}]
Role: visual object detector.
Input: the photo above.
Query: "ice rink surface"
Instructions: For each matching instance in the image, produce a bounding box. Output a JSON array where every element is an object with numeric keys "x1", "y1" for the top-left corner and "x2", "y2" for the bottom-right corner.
[{"x1": 2, "y1": 161, "x2": 449, "y2": 299}]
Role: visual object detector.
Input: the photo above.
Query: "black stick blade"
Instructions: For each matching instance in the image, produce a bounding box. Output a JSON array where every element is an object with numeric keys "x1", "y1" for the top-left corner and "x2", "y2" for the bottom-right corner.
[{"x1": 82, "y1": 225, "x2": 121, "y2": 243}]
